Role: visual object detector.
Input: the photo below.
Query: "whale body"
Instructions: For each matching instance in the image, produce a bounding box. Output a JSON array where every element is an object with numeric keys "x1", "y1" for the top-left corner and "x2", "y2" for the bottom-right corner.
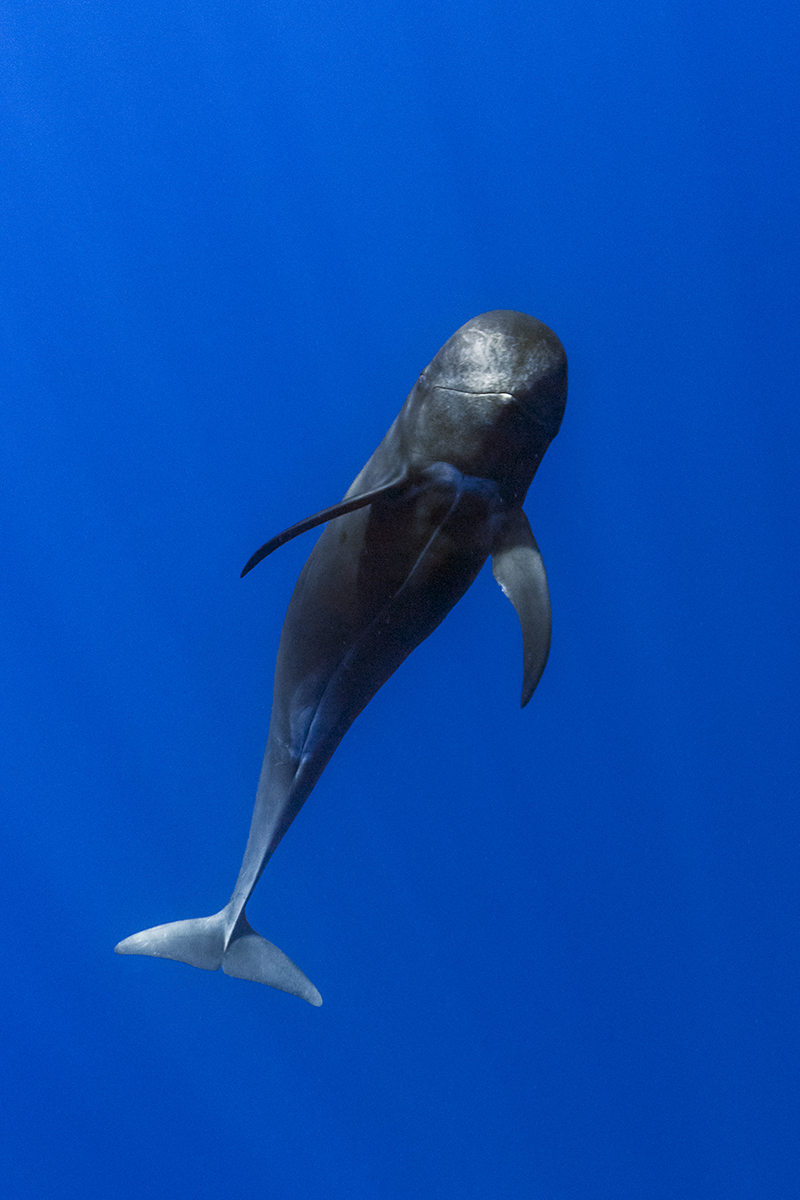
[{"x1": 116, "y1": 310, "x2": 568, "y2": 1005}]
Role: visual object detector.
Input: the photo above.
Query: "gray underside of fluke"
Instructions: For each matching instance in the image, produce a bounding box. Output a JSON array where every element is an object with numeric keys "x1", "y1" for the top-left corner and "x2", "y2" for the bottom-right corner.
[{"x1": 114, "y1": 906, "x2": 322, "y2": 1006}]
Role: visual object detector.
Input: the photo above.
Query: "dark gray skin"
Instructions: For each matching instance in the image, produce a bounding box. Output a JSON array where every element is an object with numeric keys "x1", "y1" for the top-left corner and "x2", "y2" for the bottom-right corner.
[{"x1": 116, "y1": 310, "x2": 567, "y2": 1005}]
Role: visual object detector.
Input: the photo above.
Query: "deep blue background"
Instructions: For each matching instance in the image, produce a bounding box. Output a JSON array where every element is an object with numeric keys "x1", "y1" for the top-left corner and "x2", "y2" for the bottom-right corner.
[{"x1": 3, "y1": 2, "x2": 798, "y2": 1196}]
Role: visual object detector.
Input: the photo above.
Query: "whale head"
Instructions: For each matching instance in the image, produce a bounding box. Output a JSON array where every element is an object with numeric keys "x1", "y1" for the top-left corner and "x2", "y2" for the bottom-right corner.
[{"x1": 399, "y1": 310, "x2": 567, "y2": 504}]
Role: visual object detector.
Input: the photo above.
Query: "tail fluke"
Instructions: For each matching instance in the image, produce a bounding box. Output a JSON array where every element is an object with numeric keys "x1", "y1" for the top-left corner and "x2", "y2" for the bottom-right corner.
[
  {"x1": 115, "y1": 911, "x2": 228, "y2": 971},
  {"x1": 221, "y1": 913, "x2": 322, "y2": 1005},
  {"x1": 114, "y1": 907, "x2": 322, "y2": 1005}
]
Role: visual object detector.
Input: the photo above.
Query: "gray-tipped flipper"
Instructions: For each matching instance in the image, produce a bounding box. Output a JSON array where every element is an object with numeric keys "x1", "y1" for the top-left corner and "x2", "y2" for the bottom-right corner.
[
  {"x1": 491, "y1": 508, "x2": 552, "y2": 707},
  {"x1": 115, "y1": 908, "x2": 322, "y2": 1005}
]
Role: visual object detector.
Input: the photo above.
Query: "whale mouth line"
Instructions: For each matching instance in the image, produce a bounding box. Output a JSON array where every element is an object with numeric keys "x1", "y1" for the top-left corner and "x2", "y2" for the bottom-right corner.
[{"x1": 433, "y1": 386, "x2": 515, "y2": 400}]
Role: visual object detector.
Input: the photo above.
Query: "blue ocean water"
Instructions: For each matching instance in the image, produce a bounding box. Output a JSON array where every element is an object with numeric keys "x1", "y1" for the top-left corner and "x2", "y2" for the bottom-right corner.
[{"x1": 2, "y1": 1, "x2": 798, "y2": 1196}]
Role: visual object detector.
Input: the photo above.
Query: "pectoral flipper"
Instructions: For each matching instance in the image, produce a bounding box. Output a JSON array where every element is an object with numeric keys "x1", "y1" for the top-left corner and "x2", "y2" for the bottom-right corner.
[{"x1": 491, "y1": 507, "x2": 552, "y2": 707}]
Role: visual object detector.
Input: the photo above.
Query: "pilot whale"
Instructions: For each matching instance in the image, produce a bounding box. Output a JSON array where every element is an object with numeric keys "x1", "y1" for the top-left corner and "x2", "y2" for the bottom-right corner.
[{"x1": 116, "y1": 310, "x2": 568, "y2": 1005}]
